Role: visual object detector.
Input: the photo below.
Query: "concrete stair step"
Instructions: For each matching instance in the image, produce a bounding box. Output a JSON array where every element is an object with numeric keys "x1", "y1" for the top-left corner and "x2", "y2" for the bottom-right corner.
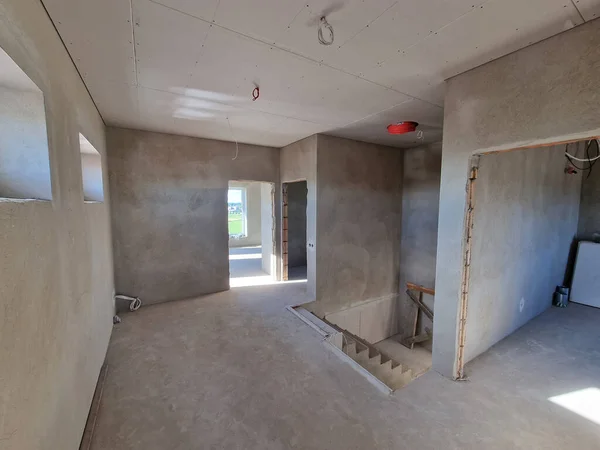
[
  {"x1": 388, "y1": 367, "x2": 415, "y2": 390},
  {"x1": 337, "y1": 330, "x2": 417, "y2": 391},
  {"x1": 343, "y1": 341, "x2": 357, "y2": 358}
]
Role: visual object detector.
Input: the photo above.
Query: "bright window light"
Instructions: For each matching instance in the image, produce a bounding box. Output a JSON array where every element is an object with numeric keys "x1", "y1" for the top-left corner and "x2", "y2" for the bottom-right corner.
[
  {"x1": 79, "y1": 133, "x2": 104, "y2": 202},
  {"x1": 230, "y1": 276, "x2": 307, "y2": 288},
  {"x1": 549, "y1": 387, "x2": 600, "y2": 426},
  {"x1": 228, "y1": 187, "x2": 247, "y2": 239},
  {"x1": 229, "y1": 253, "x2": 262, "y2": 260},
  {"x1": 0, "y1": 46, "x2": 52, "y2": 200}
]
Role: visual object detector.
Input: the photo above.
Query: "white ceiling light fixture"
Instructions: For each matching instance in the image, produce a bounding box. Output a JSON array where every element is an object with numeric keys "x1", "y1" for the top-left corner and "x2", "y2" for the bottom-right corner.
[{"x1": 318, "y1": 16, "x2": 334, "y2": 46}]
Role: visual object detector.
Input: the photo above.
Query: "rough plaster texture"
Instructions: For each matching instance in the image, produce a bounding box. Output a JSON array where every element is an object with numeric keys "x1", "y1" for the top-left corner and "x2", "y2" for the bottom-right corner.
[
  {"x1": 435, "y1": 19, "x2": 600, "y2": 378},
  {"x1": 314, "y1": 135, "x2": 403, "y2": 319},
  {"x1": 280, "y1": 135, "x2": 317, "y2": 299},
  {"x1": 107, "y1": 127, "x2": 280, "y2": 305},
  {"x1": 464, "y1": 146, "x2": 581, "y2": 364},
  {"x1": 89, "y1": 283, "x2": 600, "y2": 449},
  {"x1": 0, "y1": 86, "x2": 52, "y2": 200},
  {"x1": 0, "y1": 1, "x2": 114, "y2": 448},
  {"x1": 287, "y1": 180, "x2": 307, "y2": 268},
  {"x1": 228, "y1": 181, "x2": 261, "y2": 248},
  {"x1": 398, "y1": 142, "x2": 441, "y2": 347}
]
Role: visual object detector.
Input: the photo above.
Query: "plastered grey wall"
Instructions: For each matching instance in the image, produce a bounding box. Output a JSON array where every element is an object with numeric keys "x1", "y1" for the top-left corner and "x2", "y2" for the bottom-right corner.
[
  {"x1": 314, "y1": 134, "x2": 403, "y2": 316},
  {"x1": 281, "y1": 135, "x2": 317, "y2": 298},
  {"x1": 229, "y1": 181, "x2": 261, "y2": 248},
  {"x1": 465, "y1": 146, "x2": 581, "y2": 364},
  {"x1": 398, "y1": 142, "x2": 441, "y2": 347},
  {"x1": 287, "y1": 180, "x2": 307, "y2": 268},
  {"x1": 436, "y1": 19, "x2": 600, "y2": 378},
  {"x1": 0, "y1": 1, "x2": 114, "y2": 448},
  {"x1": 107, "y1": 127, "x2": 280, "y2": 305}
]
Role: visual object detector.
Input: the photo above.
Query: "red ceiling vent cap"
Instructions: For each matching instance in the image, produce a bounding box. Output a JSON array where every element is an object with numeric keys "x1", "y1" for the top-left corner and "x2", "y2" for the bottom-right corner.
[{"x1": 387, "y1": 121, "x2": 419, "y2": 134}]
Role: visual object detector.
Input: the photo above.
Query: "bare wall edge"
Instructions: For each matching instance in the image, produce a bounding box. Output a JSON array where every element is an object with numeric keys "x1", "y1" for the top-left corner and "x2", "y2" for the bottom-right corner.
[
  {"x1": 107, "y1": 127, "x2": 281, "y2": 305},
  {"x1": 312, "y1": 134, "x2": 403, "y2": 344},
  {"x1": 0, "y1": 1, "x2": 114, "y2": 449},
  {"x1": 280, "y1": 135, "x2": 318, "y2": 299},
  {"x1": 434, "y1": 18, "x2": 600, "y2": 379},
  {"x1": 398, "y1": 142, "x2": 442, "y2": 348}
]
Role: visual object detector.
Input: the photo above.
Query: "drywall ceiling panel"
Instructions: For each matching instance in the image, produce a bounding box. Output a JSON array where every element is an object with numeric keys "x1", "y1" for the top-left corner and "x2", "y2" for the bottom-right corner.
[
  {"x1": 359, "y1": 53, "x2": 448, "y2": 106},
  {"x1": 270, "y1": 0, "x2": 398, "y2": 63},
  {"x1": 328, "y1": 98, "x2": 444, "y2": 148},
  {"x1": 573, "y1": 0, "x2": 600, "y2": 20},
  {"x1": 85, "y1": 77, "x2": 139, "y2": 127},
  {"x1": 189, "y1": 25, "x2": 409, "y2": 126},
  {"x1": 324, "y1": 0, "x2": 484, "y2": 76},
  {"x1": 149, "y1": 0, "x2": 220, "y2": 22},
  {"x1": 133, "y1": 0, "x2": 211, "y2": 91},
  {"x1": 41, "y1": 0, "x2": 136, "y2": 86},
  {"x1": 135, "y1": 85, "x2": 323, "y2": 147},
  {"x1": 213, "y1": 0, "x2": 306, "y2": 45},
  {"x1": 364, "y1": 0, "x2": 583, "y2": 98}
]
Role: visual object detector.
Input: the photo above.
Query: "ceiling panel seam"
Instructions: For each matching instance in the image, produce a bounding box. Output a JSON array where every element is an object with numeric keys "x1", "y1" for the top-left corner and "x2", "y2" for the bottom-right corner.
[
  {"x1": 285, "y1": 4, "x2": 307, "y2": 29},
  {"x1": 211, "y1": 0, "x2": 221, "y2": 22},
  {"x1": 570, "y1": 0, "x2": 586, "y2": 21},
  {"x1": 185, "y1": 28, "x2": 212, "y2": 87},
  {"x1": 337, "y1": 1, "x2": 399, "y2": 50},
  {"x1": 145, "y1": 0, "x2": 441, "y2": 108},
  {"x1": 39, "y1": 0, "x2": 106, "y2": 125},
  {"x1": 393, "y1": 0, "x2": 507, "y2": 58},
  {"x1": 129, "y1": 0, "x2": 139, "y2": 86}
]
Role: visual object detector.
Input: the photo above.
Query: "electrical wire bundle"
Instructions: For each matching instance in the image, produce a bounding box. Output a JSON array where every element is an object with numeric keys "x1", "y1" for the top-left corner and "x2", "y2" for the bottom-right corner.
[{"x1": 565, "y1": 139, "x2": 600, "y2": 178}]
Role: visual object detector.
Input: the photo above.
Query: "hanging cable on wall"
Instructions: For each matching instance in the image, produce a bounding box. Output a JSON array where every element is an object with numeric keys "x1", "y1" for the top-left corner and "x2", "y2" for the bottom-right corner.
[
  {"x1": 565, "y1": 139, "x2": 600, "y2": 178},
  {"x1": 318, "y1": 16, "x2": 334, "y2": 45},
  {"x1": 227, "y1": 116, "x2": 239, "y2": 161}
]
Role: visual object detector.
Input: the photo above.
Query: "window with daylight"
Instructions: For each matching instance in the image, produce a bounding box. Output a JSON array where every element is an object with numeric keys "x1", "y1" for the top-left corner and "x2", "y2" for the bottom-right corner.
[
  {"x1": 0, "y1": 45, "x2": 52, "y2": 200},
  {"x1": 228, "y1": 187, "x2": 247, "y2": 239},
  {"x1": 79, "y1": 133, "x2": 104, "y2": 202}
]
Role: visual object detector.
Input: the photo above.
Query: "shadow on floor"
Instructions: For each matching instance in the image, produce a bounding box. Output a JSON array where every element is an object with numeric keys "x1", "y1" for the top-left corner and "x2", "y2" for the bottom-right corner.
[{"x1": 288, "y1": 265, "x2": 307, "y2": 281}]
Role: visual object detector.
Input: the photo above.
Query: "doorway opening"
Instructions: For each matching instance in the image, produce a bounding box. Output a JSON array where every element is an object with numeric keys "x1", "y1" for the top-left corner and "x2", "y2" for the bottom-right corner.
[
  {"x1": 455, "y1": 140, "x2": 595, "y2": 378},
  {"x1": 228, "y1": 181, "x2": 275, "y2": 287},
  {"x1": 282, "y1": 181, "x2": 307, "y2": 281}
]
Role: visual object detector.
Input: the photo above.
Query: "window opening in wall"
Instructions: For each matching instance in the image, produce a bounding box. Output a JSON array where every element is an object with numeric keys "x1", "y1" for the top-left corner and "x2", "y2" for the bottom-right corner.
[
  {"x1": 79, "y1": 133, "x2": 104, "y2": 203},
  {"x1": 228, "y1": 187, "x2": 247, "y2": 239},
  {"x1": 0, "y1": 46, "x2": 52, "y2": 201}
]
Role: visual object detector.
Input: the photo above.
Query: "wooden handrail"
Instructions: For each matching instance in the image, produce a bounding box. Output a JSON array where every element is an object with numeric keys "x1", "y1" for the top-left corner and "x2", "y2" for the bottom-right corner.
[{"x1": 406, "y1": 282, "x2": 435, "y2": 296}]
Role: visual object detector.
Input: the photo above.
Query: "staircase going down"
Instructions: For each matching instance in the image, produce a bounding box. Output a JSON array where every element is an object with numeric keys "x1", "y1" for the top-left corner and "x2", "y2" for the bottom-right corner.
[{"x1": 330, "y1": 324, "x2": 416, "y2": 390}]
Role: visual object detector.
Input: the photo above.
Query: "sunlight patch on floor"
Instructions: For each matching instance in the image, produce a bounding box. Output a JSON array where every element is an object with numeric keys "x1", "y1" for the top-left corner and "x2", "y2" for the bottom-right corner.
[
  {"x1": 229, "y1": 253, "x2": 261, "y2": 260},
  {"x1": 549, "y1": 387, "x2": 600, "y2": 426}
]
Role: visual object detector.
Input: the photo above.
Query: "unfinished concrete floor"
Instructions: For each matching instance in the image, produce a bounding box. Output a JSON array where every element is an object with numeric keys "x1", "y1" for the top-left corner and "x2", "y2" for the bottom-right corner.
[
  {"x1": 89, "y1": 283, "x2": 600, "y2": 449},
  {"x1": 229, "y1": 246, "x2": 268, "y2": 279}
]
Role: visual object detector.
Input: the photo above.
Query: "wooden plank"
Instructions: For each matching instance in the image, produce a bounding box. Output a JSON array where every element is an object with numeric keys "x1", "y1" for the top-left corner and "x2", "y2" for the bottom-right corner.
[
  {"x1": 402, "y1": 332, "x2": 432, "y2": 346},
  {"x1": 406, "y1": 289, "x2": 434, "y2": 321},
  {"x1": 406, "y1": 282, "x2": 435, "y2": 296}
]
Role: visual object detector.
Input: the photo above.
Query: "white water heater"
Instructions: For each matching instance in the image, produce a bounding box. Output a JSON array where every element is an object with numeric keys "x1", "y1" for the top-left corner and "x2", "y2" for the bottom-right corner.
[{"x1": 571, "y1": 241, "x2": 600, "y2": 308}]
